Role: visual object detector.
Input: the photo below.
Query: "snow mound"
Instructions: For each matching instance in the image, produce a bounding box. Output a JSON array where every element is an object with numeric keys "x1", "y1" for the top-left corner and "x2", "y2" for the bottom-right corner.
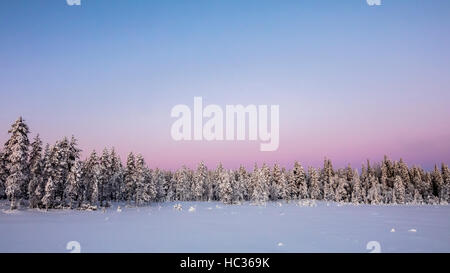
[
  {"x1": 277, "y1": 242, "x2": 284, "y2": 247},
  {"x1": 116, "y1": 206, "x2": 122, "y2": 213},
  {"x1": 173, "y1": 204, "x2": 182, "y2": 211},
  {"x1": 408, "y1": 229, "x2": 417, "y2": 233},
  {"x1": 391, "y1": 228, "x2": 395, "y2": 232},
  {"x1": 188, "y1": 206, "x2": 196, "y2": 213}
]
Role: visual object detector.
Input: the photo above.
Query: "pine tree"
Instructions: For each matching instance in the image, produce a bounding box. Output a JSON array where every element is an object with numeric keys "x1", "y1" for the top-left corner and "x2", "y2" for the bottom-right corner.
[
  {"x1": 270, "y1": 164, "x2": 287, "y2": 201},
  {"x1": 351, "y1": 170, "x2": 364, "y2": 204},
  {"x1": 431, "y1": 164, "x2": 444, "y2": 200},
  {"x1": 110, "y1": 148, "x2": 123, "y2": 201},
  {"x1": 99, "y1": 148, "x2": 113, "y2": 206},
  {"x1": 135, "y1": 154, "x2": 150, "y2": 205},
  {"x1": 251, "y1": 165, "x2": 269, "y2": 205},
  {"x1": 293, "y1": 162, "x2": 308, "y2": 199},
  {"x1": 366, "y1": 175, "x2": 381, "y2": 204},
  {"x1": 393, "y1": 175, "x2": 406, "y2": 204},
  {"x1": 42, "y1": 176, "x2": 56, "y2": 210},
  {"x1": 440, "y1": 164, "x2": 450, "y2": 203},
  {"x1": 233, "y1": 166, "x2": 247, "y2": 202},
  {"x1": 65, "y1": 160, "x2": 83, "y2": 208},
  {"x1": 28, "y1": 135, "x2": 43, "y2": 208},
  {"x1": 335, "y1": 177, "x2": 349, "y2": 202},
  {"x1": 308, "y1": 167, "x2": 321, "y2": 200},
  {"x1": 0, "y1": 150, "x2": 7, "y2": 199},
  {"x1": 83, "y1": 150, "x2": 100, "y2": 206},
  {"x1": 192, "y1": 162, "x2": 207, "y2": 201},
  {"x1": 124, "y1": 152, "x2": 136, "y2": 204},
  {"x1": 153, "y1": 168, "x2": 167, "y2": 202},
  {"x1": 218, "y1": 168, "x2": 232, "y2": 204},
  {"x1": 4, "y1": 117, "x2": 30, "y2": 209}
]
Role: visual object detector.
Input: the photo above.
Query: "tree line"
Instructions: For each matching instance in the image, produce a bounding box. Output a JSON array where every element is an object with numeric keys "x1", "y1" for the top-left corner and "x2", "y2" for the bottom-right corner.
[{"x1": 0, "y1": 117, "x2": 449, "y2": 210}]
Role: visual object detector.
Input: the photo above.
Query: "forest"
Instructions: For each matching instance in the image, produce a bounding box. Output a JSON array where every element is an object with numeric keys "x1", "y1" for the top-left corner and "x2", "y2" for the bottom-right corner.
[{"x1": 0, "y1": 117, "x2": 449, "y2": 210}]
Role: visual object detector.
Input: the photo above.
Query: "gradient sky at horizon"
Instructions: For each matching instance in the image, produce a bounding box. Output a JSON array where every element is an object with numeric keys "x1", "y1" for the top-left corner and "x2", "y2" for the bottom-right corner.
[{"x1": 1, "y1": 0, "x2": 449, "y2": 171}]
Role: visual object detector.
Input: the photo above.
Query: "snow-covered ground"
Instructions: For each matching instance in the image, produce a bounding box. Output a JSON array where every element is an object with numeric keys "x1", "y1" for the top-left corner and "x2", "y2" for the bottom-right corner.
[{"x1": 1, "y1": 200, "x2": 449, "y2": 253}]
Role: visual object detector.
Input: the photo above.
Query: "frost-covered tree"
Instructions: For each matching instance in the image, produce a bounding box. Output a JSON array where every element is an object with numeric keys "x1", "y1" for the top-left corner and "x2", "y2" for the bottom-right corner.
[
  {"x1": 4, "y1": 117, "x2": 30, "y2": 209},
  {"x1": 441, "y1": 164, "x2": 450, "y2": 203},
  {"x1": 28, "y1": 135, "x2": 43, "y2": 208},
  {"x1": 192, "y1": 162, "x2": 207, "y2": 201},
  {"x1": 98, "y1": 148, "x2": 113, "y2": 206},
  {"x1": 64, "y1": 160, "x2": 83, "y2": 208},
  {"x1": 153, "y1": 168, "x2": 167, "y2": 202},
  {"x1": 233, "y1": 166, "x2": 247, "y2": 202},
  {"x1": 393, "y1": 175, "x2": 406, "y2": 204},
  {"x1": 250, "y1": 164, "x2": 269, "y2": 204},
  {"x1": 292, "y1": 162, "x2": 307, "y2": 199},
  {"x1": 135, "y1": 154, "x2": 150, "y2": 205},
  {"x1": 0, "y1": 150, "x2": 8, "y2": 199},
  {"x1": 82, "y1": 150, "x2": 100, "y2": 206},
  {"x1": 218, "y1": 168, "x2": 233, "y2": 204},
  {"x1": 176, "y1": 166, "x2": 191, "y2": 201},
  {"x1": 109, "y1": 148, "x2": 123, "y2": 201},
  {"x1": 270, "y1": 164, "x2": 287, "y2": 201},
  {"x1": 431, "y1": 164, "x2": 443, "y2": 201},
  {"x1": 366, "y1": 175, "x2": 381, "y2": 204},
  {"x1": 335, "y1": 177, "x2": 349, "y2": 202},
  {"x1": 124, "y1": 152, "x2": 136, "y2": 204},
  {"x1": 308, "y1": 167, "x2": 321, "y2": 200},
  {"x1": 351, "y1": 170, "x2": 364, "y2": 204},
  {"x1": 42, "y1": 176, "x2": 56, "y2": 210}
]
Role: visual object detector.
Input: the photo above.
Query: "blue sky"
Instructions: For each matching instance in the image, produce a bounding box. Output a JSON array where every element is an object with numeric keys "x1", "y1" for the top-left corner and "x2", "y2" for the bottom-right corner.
[{"x1": 1, "y1": 0, "x2": 449, "y2": 170}]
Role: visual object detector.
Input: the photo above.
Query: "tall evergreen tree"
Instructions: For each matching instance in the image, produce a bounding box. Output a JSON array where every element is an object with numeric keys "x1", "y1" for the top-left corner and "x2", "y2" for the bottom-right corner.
[
  {"x1": 4, "y1": 117, "x2": 30, "y2": 209},
  {"x1": 28, "y1": 135, "x2": 43, "y2": 208},
  {"x1": 64, "y1": 160, "x2": 83, "y2": 208}
]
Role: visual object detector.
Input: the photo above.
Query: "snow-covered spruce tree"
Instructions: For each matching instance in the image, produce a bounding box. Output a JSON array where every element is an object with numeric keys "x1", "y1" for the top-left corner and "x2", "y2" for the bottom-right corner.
[
  {"x1": 98, "y1": 148, "x2": 113, "y2": 207},
  {"x1": 176, "y1": 166, "x2": 191, "y2": 201},
  {"x1": 308, "y1": 167, "x2": 321, "y2": 200},
  {"x1": 124, "y1": 152, "x2": 137, "y2": 204},
  {"x1": 248, "y1": 163, "x2": 259, "y2": 201},
  {"x1": 335, "y1": 177, "x2": 349, "y2": 202},
  {"x1": 42, "y1": 176, "x2": 56, "y2": 210},
  {"x1": 134, "y1": 154, "x2": 149, "y2": 205},
  {"x1": 0, "y1": 150, "x2": 7, "y2": 199},
  {"x1": 64, "y1": 160, "x2": 83, "y2": 208},
  {"x1": 218, "y1": 168, "x2": 233, "y2": 204},
  {"x1": 431, "y1": 164, "x2": 443, "y2": 201},
  {"x1": 366, "y1": 175, "x2": 381, "y2": 204},
  {"x1": 270, "y1": 164, "x2": 287, "y2": 201},
  {"x1": 393, "y1": 175, "x2": 406, "y2": 204},
  {"x1": 351, "y1": 170, "x2": 364, "y2": 204},
  {"x1": 110, "y1": 148, "x2": 124, "y2": 201},
  {"x1": 323, "y1": 175, "x2": 335, "y2": 201},
  {"x1": 293, "y1": 162, "x2": 308, "y2": 200},
  {"x1": 166, "y1": 171, "x2": 177, "y2": 201},
  {"x1": 250, "y1": 165, "x2": 269, "y2": 205},
  {"x1": 153, "y1": 168, "x2": 167, "y2": 202},
  {"x1": 441, "y1": 164, "x2": 450, "y2": 203},
  {"x1": 82, "y1": 150, "x2": 100, "y2": 207},
  {"x1": 233, "y1": 166, "x2": 248, "y2": 202},
  {"x1": 28, "y1": 135, "x2": 43, "y2": 208},
  {"x1": 54, "y1": 137, "x2": 70, "y2": 203},
  {"x1": 192, "y1": 162, "x2": 207, "y2": 201},
  {"x1": 4, "y1": 117, "x2": 30, "y2": 209}
]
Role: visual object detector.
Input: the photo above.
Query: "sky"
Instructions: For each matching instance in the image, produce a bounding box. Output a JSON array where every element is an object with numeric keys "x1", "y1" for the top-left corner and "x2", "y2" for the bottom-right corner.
[{"x1": 0, "y1": 0, "x2": 449, "y2": 171}]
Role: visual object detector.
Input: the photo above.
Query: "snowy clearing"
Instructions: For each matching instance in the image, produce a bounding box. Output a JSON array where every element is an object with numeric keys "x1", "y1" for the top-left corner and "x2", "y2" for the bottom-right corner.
[{"x1": 0, "y1": 201, "x2": 449, "y2": 253}]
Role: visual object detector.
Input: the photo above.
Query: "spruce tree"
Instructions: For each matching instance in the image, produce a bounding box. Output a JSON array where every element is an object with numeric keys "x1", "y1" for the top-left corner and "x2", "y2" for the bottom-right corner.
[
  {"x1": 124, "y1": 152, "x2": 137, "y2": 204},
  {"x1": 65, "y1": 160, "x2": 83, "y2": 208},
  {"x1": 28, "y1": 135, "x2": 43, "y2": 208},
  {"x1": 4, "y1": 117, "x2": 30, "y2": 209},
  {"x1": 308, "y1": 167, "x2": 321, "y2": 200}
]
